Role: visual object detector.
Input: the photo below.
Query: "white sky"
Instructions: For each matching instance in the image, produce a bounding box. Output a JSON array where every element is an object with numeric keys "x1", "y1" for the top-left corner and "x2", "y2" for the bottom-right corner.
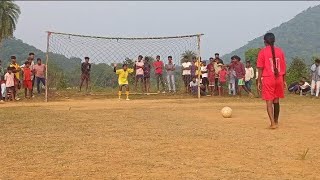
[{"x1": 14, "y1": 1, "x2": 320, "y2": 59}]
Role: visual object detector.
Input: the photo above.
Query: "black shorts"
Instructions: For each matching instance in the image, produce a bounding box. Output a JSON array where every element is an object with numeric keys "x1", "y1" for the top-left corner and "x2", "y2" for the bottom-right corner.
[
  {"x1": 202, "y1": 77, "x2": 209, "y2": 86},
  {"x1": 183, "y1": 75, "x2": 191, "y2": 87}
]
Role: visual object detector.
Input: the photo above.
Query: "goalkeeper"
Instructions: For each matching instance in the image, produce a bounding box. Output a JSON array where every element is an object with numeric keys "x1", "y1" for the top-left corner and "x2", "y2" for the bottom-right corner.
[{"x1": 114, "y1": 63, "x2": 134, "y2": 100}]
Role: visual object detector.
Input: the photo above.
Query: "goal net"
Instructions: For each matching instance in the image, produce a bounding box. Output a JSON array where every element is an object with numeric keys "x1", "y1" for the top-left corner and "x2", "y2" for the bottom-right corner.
[{"x1": 45, "y1": 31, "x2": 203, "y2": 101}]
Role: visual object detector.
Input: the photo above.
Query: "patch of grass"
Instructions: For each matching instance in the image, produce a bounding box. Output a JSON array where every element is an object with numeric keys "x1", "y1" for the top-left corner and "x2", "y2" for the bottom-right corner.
[{"x1": 299, "y1": 148, "x2": 310, "y2": 160}]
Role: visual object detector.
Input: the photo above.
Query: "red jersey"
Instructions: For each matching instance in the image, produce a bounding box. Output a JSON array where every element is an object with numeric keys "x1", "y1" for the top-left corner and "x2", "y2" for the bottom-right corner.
[
  {"x1": 219, "y1": 69, "x2": 228, "y2": 82},
  {"x1": 257, "y1": 46, "x2": 286, "y2": 77},
  {"x1": 23, "y1": 67, "x2": 32, "y2": 81},
  {"x1": 207, "y1": 63, "x2": 215, "y2": 76},
  {"x1": 153, "y1": 61, "x2": 164, "y2": 74}
]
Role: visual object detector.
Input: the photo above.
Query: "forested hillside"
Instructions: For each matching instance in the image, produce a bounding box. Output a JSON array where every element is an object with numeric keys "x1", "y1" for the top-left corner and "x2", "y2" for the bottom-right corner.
[{"x1": 222, "y1": 5, "x2": 320, "y2": 64}]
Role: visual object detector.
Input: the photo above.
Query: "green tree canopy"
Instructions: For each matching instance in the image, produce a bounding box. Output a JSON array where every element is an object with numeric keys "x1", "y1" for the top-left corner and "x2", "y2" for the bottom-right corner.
[
  {"x1": 181, "y1": 50, "x2": 196, "y2": 63},
  {"x1": 245, "y1": 48, "x2": 260, "y2": 68},
  {"x1": 286, "y1": 57, "x2": 309, "y2": 84},
  {"x1": 0, "y1": 0, "x2": 20, "y2": 42}
]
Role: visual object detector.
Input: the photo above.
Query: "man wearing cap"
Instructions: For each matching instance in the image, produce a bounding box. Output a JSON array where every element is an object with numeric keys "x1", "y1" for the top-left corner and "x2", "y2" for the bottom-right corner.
[{"x1": 79, "y1": 57, "x2": 91, "y2": 93}]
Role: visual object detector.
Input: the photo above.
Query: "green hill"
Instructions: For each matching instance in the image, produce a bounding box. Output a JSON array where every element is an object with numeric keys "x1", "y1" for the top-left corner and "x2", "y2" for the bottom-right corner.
[
  {"x1": 0, "y1": 38, "x2": 81, "y2": 71},
  {"x1": 222, "y1": 5, "x2": 320, "y2": 64}
]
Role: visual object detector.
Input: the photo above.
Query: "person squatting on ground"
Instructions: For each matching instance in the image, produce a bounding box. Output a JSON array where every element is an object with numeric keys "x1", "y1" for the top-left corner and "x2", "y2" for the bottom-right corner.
[
  {"x1": 114, "y1": 63, "x2": 134, "y2": 100},
  {"x1": 257, "y1": 32, "x2": 286, "y2": 129},
  {"x1": 165, "y1": 56, "x2": 176, "y2": 93},
  {"x1": 310, "y1": 58, "x2": 320, "y2": 97}
]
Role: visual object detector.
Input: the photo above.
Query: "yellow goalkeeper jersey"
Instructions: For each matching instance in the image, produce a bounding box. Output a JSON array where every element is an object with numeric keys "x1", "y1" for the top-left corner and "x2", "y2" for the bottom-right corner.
[{"x1": 116, "y1": 68, "x2": 134, "y2": 85}]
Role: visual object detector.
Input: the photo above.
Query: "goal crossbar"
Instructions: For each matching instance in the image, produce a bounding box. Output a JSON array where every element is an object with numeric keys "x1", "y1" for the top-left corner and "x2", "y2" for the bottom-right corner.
[{"x1": 47, "y1": 31, "x2": 204, "y2": 40}]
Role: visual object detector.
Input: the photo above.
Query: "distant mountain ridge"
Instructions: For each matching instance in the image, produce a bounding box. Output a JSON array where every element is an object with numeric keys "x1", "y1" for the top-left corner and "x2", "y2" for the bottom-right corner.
[
  {"x1": 222, "y1": 5, "x2": 320, "y2": 64},
  {"x1": 0, "y1": 38, "x2": 80, "y2": 71}
]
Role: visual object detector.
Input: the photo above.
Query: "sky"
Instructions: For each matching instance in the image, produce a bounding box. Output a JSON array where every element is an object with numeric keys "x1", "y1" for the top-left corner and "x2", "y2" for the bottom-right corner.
[{"x1": 14, "y1": 1, "x2": 320, "y2": 59}]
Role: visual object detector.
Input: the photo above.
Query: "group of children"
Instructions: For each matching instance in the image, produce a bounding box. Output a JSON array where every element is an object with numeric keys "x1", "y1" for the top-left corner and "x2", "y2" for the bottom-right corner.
[{"x1": 0, "y1": 53, "x2": 46, "y2": 103}]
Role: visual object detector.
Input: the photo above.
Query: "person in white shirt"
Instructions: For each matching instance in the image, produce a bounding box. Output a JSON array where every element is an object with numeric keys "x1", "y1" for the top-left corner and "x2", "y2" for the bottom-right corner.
[
  {"x1": 298, "y1": 79, "x2": 311, "y2": 95},
  {"x1": 201, "y1": 61, "x2": 208, "y2": 92},
  {"x1": 245, "y1": 61, "x2": 254, "y2": 91},
  {"x1": 310, "y1": 59, "x2": 320, "y2": 97},
  {"x1": 134, "y1": 55, "x2": 144, "y2": 92},
  {"x1": 181, "y1": 59, "x2": 192, "y2": 93}
]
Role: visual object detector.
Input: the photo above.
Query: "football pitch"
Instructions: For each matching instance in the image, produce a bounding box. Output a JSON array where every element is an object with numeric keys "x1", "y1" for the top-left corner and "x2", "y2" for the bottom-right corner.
[{"x1": 0, "y1": 95, "x2": 319, "y2": 179}]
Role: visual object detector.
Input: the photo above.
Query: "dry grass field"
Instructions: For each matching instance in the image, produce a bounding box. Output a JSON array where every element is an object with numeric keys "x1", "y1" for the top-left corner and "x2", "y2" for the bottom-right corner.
[{"x1": 0, "y1": 94, "x2": 320, "y2": 179}]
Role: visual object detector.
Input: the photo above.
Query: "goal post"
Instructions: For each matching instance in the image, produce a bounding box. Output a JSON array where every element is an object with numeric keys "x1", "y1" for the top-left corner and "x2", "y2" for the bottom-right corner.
[{"x1": 45, "y1": 31, "x2": 204, "y2": 101}]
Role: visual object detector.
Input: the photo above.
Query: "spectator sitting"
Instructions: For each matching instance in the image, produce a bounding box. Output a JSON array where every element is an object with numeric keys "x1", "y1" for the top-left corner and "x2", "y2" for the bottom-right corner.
[
  {"x1": 298, "y1": 80, "x2": 311, "y2": 95},
  {"x1": 288, "y1": 82, "x2": 299, "y2": 94},
  {"x1": 189, "y1": 77, "x2": 206, "y2": 96}
]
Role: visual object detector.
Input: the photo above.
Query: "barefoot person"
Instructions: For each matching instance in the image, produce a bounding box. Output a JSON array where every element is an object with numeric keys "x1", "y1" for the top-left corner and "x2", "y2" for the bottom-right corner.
[
  {"x1": 22, "y1": 61, "x2": 33, "y2": 98},
  {"x1": 134, "y1": 55, "x2": 144, "y2": 93},
  {"x1": 143, "y1": 57, "x2": 151, "y2": 95},
  {"x1": 230, "y1": 55, "x2": 254, "y2": 97},
  {"x1": 33, "y1": 58, "x2": 46, "y2": 94},
  {"x1": 165, "y1": 56, "x2": 176, "y2": 93},
  {"x1": 79, "y1": 57, "x2": 91, "y2": 93},
  {"x1": 257, "y1": 33, "x2": 286, "y2": 129},
  {"x1": 9, "y1": 56, "x2": 21, "y2": 100},
  {"x1": 114, "y1": 63, "x2": 134, "y2": 100}
]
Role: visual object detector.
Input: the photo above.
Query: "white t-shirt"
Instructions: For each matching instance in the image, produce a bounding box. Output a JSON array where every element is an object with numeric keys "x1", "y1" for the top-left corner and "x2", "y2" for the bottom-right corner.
[
  {"x1": 300, "y1": 82, "x2": 310, "y2": 90},
  {"x1": 189, "y1": 79, "x2": 199, "y2": 87},
  {"x1": 135, "y1": 61, "x2": 144, "y2": 75},
  {"x1": 182, "y1": 62, "x2": 192, "y2": 75},
  {"x1": 201, "y1": 66, "x2": 208, "y2": 78},
  {"x1": 245, "y1": 67, "x2": 254, "y2": 81}
]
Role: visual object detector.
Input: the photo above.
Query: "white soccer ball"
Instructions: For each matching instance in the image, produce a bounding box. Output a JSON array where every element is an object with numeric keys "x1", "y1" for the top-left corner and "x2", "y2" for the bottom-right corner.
[{"x1": 221, "y1": 107, "x2": 232, "y2": 118}]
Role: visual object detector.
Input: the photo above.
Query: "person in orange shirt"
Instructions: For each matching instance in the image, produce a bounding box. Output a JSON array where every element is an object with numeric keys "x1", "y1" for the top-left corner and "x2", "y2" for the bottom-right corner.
[{"x1": 22, "y1": 61, "x2": 33, "y2": 98}]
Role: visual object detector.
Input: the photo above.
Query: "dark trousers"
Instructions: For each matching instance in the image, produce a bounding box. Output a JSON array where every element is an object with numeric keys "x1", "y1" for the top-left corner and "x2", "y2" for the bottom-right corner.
[
  {"x1": 36, "y1": 77, "x2": 46, "y2": 94},
  {"x1": 155, "y1": 74, "x2": 165, "y2": 91}
]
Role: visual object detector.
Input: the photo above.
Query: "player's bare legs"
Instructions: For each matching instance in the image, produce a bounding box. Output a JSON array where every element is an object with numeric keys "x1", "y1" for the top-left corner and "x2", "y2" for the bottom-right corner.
[
  {"x1": 266, "y1": 100, "x2": 277, "y2": 129},
  {"x1": 273, "y1": 98, "x2": 280, "y2": 125},
  {"x1": 125, "y1": 85, "x2": 130, "y2": 100}
]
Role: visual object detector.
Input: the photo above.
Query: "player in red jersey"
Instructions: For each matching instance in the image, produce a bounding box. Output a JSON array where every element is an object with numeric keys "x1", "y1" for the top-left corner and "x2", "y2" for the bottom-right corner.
[{"x1": 257, "y1": 33, "x2": 286, "y2": 129}]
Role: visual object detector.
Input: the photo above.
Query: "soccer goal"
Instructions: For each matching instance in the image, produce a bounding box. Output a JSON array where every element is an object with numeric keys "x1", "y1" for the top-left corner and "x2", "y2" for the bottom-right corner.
[{"x1": 45, "y1": 31, "x2": 204, "y2": 102}]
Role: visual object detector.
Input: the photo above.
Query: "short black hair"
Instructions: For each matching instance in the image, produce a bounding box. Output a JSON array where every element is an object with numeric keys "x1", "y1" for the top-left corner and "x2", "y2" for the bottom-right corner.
[
  {"x1": 246, "y1": 61, "x2": 251, "y2": 64},
  {"x1": 315, "y1": 58, "x2": 320, "y2": 63},
  {"x1": 156, "y1": 55, "x2": 160, "y2": 58},
  {"x1": 37, "y1": 58, "x2": 42, "y2": 61},
  {"x1": 29, "y1": 52, "x2": 35, "y2": 56},
  {"x1": 25, "y1": 61, "x2": 30, "y2": 65},
  {"x1": 209, "y1": 57, "x2": 214, "y2": 60},
  {"x1": 168, "y1": 56, "x2": 172, "y2": 59},
  {"x1": 122, "y1": 64, "x2": 128, "y2": 68},
  {"x1": 138, "y1": 55, "x2": 143, "y2": 59},
  {"x1": 231, "y1": 55, "x2": 241, "y2": 61},
  {"x1": 84, "y1": 57, "x2": 89, "y2": 60},
  {"x1": 215, "y1": 53, "x2": 219, "y2": 56},
  {"x1": 11, "y1": 56, "x2": 16, "y2": 59}
]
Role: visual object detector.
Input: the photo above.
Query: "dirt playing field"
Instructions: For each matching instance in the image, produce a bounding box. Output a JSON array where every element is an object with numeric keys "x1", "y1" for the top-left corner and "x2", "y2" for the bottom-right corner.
[{"x1": 0, "y1": 94, "x2": 319, "y2": 179}]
